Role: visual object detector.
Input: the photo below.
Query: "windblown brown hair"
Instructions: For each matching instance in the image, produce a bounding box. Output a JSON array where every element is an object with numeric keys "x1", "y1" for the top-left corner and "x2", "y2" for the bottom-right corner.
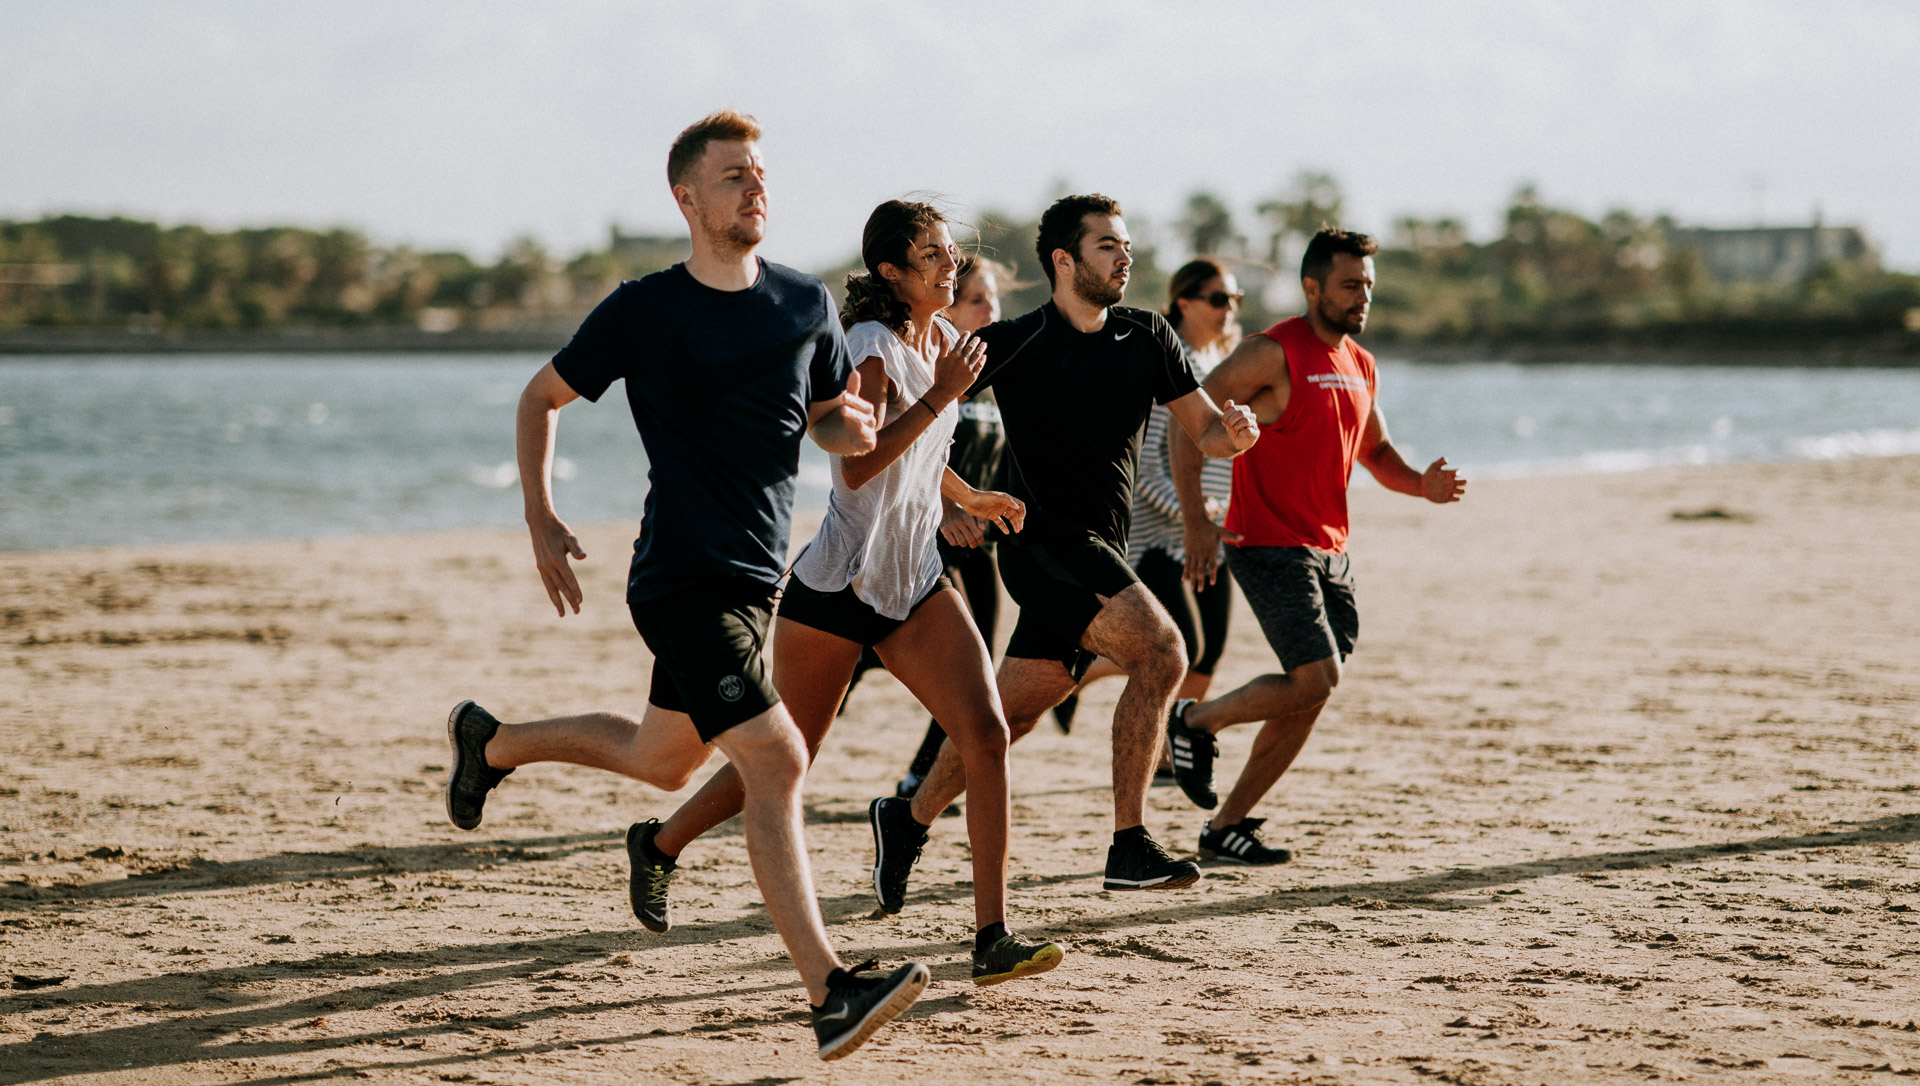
[
  {"x1": 666, "y1": 109, "x2": 761, "y2": 187},
  {"x1": 842, "y1": 200, "x2": 949, "y2": 333}
]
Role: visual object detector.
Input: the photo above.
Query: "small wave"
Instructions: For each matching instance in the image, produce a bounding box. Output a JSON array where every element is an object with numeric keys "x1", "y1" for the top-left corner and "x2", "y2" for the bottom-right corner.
[{"x1": 1466, "y1": 426, "x2": 1920, "y2": 480}]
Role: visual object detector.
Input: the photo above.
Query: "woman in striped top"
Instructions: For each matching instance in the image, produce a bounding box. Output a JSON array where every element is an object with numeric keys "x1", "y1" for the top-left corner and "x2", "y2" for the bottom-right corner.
[{"x1": 1053, "y1": 258, "x2": 1243, "y2": 732}]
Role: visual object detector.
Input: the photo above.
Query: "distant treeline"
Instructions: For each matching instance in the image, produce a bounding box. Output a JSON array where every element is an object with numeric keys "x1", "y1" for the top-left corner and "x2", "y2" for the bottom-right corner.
[{"x1": 5, "y1": 178, "x2": 1919, "y2": 355}]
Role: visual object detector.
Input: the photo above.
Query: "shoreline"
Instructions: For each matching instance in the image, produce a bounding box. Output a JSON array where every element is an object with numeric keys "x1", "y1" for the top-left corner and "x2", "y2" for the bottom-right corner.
[{"x1": 4, "y1": 325, "x2": 1919, "y2": 366}]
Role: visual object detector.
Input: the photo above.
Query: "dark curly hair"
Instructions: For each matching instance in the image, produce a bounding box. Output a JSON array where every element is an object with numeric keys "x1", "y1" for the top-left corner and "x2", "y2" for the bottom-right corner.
[
  {"x1": 1035, "y1": 193, "x2": 1122, "y2": 286},
  {"x1": 843, "y1": 200, "x2": 948, "y2": 333}
]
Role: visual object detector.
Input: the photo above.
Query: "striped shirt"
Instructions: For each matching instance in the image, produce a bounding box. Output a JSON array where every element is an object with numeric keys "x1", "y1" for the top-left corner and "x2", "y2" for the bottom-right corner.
[{"x1": 1127, "y1": 341, "x2": 1233, "y2": 567}]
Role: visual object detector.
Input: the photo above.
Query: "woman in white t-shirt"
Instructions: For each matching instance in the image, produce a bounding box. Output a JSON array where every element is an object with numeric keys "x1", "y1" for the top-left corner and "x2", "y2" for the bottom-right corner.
[{"x1": 642, "y1": 200, "x2": 1064, "y2": 986}]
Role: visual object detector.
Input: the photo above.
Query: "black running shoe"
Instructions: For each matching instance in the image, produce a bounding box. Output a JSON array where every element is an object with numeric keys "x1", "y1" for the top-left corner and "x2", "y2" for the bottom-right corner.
[
  {"x1": 1051, "y1": 692, "x2": 1079, "y2": 734},
  {"x1": 1103, "y1": 830, "x2": 1201, "y2": 891},
  {"x1": 869, "y1": 796, "x2": 929, "y2": 915},
  {"x1": 813, "y1": 959, "x2": 929, "y2": 1061},
  {"x1": 1198, "y1": 817, "x2": 1292, "y2": 865},
  {"x1": 444, "y1": 700, "x2": 513, "y2": 830},
  {"x1": 1166, "y1": 698, "x2": 1218, "y2": 810},
  {"x1": 972, "y1": 933, "x2": 1066, "y2": 986},
  {"x1": 625, "y1": 819, "x2": 677, "y2": 933}
]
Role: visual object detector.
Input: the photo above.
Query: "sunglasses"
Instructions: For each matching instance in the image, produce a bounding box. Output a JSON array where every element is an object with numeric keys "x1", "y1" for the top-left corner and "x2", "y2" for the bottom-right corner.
[{"x1": 1192, "y1": 290, "x2": 1243, "y2": 308}]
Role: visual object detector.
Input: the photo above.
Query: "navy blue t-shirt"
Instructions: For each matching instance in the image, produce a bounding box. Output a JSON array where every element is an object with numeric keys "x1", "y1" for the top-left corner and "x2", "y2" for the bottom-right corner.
[{"x1": 552, "y1": 260, "x2": 854, "y2": 602}]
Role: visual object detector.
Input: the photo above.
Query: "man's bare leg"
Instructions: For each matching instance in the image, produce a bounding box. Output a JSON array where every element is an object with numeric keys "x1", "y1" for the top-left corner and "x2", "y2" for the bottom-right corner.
[
  {"x1": 651, "y1": 622, "x2": 862, "y2": 858},
  {"x1": 710, "y1": 710, "x2": 843, "y2": 1005},
  {"x1": 909, "y1": 655, "x2": 1074, "y2": 824},
  {"x1": 485, "y1": 705, "x2": 715, "y2": 792},
  {"x1": 1077, "y1": 583, "x2": 1186, "y2": 831},
  {"x1": 479, "y1": 702, "x2": 841, "y2": 1004},
  {"x1": 1183, "y1": 656, "x2": 1340, "y2": 832}
]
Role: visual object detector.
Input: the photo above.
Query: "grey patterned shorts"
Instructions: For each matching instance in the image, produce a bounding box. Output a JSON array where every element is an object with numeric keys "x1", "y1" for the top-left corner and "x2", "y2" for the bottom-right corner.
[{"x1": 1225, "y1": 545, "x2": 1358, "y2": 671}]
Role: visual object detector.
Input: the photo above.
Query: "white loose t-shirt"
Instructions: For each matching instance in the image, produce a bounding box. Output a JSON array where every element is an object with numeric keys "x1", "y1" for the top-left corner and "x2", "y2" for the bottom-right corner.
[{"x1": 790, "y1": 317, "x2": 959, "y2": 620}]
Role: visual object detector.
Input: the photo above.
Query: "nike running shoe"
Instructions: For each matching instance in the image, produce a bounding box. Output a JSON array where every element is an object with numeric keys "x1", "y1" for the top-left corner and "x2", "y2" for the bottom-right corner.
[
  {"x1": 1198, "y1": 817, "x2": 1292, "y2": 865},
  {"x1": 444, "y1": 700, "x2": 513, "y2": 830},
  {"x1": 1103, "y1": 829, "x2": 1201, "y2": 892},
  {"x1": 625, "y1": 819, "x2": 677, "y2": 933},
  {"x1": 813, "y1": 959, "x2": 930, "y2": 1061},
  {"x1": 1166, "y1": 698, "x2": 1218, "y2": 810},
  {"x1": 972, "y1": 933, "x2": 1066, "y2": 986},
  {"x1": 869, "y1": 796, "x2": 929, "y2": 915}
]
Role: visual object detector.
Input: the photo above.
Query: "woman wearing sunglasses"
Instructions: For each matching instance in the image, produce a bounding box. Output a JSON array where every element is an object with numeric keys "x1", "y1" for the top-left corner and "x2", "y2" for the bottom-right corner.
[{"x1": 1053, "y1": 258, "x2": 1244, "y2": 735}]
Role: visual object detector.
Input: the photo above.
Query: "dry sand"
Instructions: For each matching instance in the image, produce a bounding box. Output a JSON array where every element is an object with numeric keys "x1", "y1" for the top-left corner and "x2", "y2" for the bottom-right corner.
[{"x1": 3, "y1": 454, "x2": 1918, "y2": 1085}]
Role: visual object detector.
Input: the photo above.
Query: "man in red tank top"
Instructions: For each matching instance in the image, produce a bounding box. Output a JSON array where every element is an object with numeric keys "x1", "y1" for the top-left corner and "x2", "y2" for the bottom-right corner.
[{"x1": 1163, "y1": 228, "x2": 1467, "y2": 865}]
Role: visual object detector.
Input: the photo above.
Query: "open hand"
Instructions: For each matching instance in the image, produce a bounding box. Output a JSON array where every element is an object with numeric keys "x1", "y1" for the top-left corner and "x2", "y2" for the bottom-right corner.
[
  {"x1": 956, "y1": 487, "x2": 1025, "y2": 536},
  {"x1": 528, "y1": 513, "x2": 587, "y2": 616},
  {"x1": 1422, "y1": 457, "x2": 1466, "y2": 504},
  {"x1": 1182, "y1": 518, "x2": 1242, "y2": 591},
  {"x1": 929, "y1": 332, "x2": 987, "y2": 407},
  {"x1": 1221, "y1": 398, "x2": 1259, "y2": 452}
]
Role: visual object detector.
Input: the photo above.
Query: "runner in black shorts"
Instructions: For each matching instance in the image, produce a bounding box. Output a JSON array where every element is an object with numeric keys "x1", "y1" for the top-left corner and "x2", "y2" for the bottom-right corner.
[
  {"x1": 871, "y1": 194, "x2": 1260, "y2": 899},
  {"x1": 1163, "y1": 228, "x2": 1466, "y2": 867},
  {"x1": 437, "y1": 111, "x2": 929, "y2": 1061},
  {"x1": 638, "y1": 201, "x2": 1062, "y2": 989}
]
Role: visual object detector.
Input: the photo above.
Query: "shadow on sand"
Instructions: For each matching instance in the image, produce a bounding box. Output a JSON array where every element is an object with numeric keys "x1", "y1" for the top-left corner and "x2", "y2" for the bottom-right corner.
[{"x1": 2, "y1": 812, "x2": 1913, "y2": 1084}]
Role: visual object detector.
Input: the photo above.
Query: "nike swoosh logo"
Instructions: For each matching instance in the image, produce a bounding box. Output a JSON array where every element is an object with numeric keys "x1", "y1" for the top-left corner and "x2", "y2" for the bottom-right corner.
[
  {"x1": 818, "y1": 1004, "x2": 850, "y2": 1022},
  {"x1": 1114, "y1": 330, "x2": 1132, "y2": 340}
]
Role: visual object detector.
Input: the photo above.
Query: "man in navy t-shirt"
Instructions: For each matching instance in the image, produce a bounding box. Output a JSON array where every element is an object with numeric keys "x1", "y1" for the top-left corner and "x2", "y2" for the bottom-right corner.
[{"x1": 435, "y1": 110, "x2": 930, "y2": 1061}]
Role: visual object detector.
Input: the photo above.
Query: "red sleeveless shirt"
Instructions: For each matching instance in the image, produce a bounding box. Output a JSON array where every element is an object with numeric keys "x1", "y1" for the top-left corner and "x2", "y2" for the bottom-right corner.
[{"x1": 1223, "y1": 316, "x2": 1376, "y2": 553}]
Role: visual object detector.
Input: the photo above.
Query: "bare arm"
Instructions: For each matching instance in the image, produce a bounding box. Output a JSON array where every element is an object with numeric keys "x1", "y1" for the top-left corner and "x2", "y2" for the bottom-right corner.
[
  {"x1": 517, "y1": 361, "x2": 587, "y2": 616},
  {"x1": 805, "y1": 369, "x2": 878, "y2": 456},
  {"x1": 839, "y1": 333, "x2": 986, "y2": 490},
  {"x1": 1357, "y1": 403, "x2": 1467, "y2": 503},
  {"x1": 1168, "y1": 337, "x2": 1282, "y2": 588},
  {"x1": 939, "y1": 465, "x2": 1025, "y2": 536},
  {"x1": 1166, "y1": 386, "x2": 1258, "y2": 460}
]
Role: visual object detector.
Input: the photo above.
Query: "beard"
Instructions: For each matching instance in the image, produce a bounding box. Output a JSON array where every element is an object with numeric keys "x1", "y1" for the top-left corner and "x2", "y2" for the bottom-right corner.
[
  {"x1": 699, "y1": 208, "x2": 764, "y2": 254},
  {"x1": 1070, "y1": 260, "x2": 1126, "y2": 308},
  {"x1": 1318, "y1": 295, "x2": 1367, "y2": 335}
]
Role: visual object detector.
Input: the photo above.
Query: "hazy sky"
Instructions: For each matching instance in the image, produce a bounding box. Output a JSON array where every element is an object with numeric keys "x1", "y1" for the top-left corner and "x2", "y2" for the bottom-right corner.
[{"x1": 6, "y1": 1, "x2": 1918, "y2": 270}]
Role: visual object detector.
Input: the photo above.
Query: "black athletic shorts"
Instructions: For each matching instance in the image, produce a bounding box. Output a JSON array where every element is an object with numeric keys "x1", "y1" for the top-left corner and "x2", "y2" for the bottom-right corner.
[
  {"x1": 998, "y1": 531, "x2": 1140, "y2": 680},
  {"x1": 778, "y1": 572, "x2": 953, "y2": 647},
  {"x1": 628, "y1": 577, "x2": 780, "y2": 742},
  {"x1": 1226, "y1": 545, "x2": 1357, "y2": 671}
]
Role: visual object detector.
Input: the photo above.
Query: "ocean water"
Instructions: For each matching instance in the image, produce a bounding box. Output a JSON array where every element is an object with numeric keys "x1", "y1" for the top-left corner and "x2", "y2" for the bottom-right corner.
[{"x1": 1, "y1": 353, "x2": 1917, "y2": 551}]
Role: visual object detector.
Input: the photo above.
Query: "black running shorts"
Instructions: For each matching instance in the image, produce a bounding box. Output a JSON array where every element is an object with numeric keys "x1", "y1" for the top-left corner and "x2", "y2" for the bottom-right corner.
[
  {"x1": 1225, "y1": 545, "x2": 1357, "y2": 671},
  {"x1": 628, "y1": 578, "x2": 780, "y2": 742},
  {"x1": 777, "y1": 573, "x2": 954, "y2": 648},
  {"x1": 998, "y1": 532, "x2": 1140, "y2": 679}
]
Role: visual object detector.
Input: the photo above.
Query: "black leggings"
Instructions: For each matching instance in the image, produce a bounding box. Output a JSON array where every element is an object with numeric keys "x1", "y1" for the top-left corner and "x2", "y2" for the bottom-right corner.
[{"x1": 1135, "y1": 546, "x2": 1234, "y2": 677}]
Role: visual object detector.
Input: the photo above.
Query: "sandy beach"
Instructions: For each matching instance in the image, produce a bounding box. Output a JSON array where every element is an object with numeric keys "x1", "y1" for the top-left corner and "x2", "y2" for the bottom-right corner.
[{"x1": 3, "y1": 453, "x2": 1918, "y2": 1085}]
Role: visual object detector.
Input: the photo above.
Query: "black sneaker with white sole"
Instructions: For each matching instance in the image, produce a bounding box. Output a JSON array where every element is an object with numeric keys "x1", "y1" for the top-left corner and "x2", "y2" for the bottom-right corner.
[
  {"x1": 869, "y1": 796, "x2": 929, "y2": 915},
  {"x1": 1166, "y1": 698, "x2": 1218, "y2": 810},
  {"x1": 625, "y1": 819, "x2": 677, "y2": 933},
  {"x1": 972, "y1": 932, "x2": 1066, "y2": 986},
  {"x1": 1198, "y1": 817, "x2": 1292, "y2": 865},
  {"x1": 444, "y1": 700, "x2": 513, "y2": 830},
  {"x1": 812, "y1": 959, "x2": 930, "y2": 1061},
  {"x1": 1102, "y1": 829, "x2": 1201, "y2": 891}
]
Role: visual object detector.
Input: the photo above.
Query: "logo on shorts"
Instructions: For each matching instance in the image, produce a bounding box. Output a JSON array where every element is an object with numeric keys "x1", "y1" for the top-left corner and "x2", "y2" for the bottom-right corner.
[{"x1": 717, "y1": 675, "x2": 746, "y2": 703}]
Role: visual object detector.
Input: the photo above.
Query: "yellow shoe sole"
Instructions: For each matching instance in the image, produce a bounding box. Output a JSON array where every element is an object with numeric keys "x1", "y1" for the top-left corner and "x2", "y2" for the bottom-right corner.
[{"x1": 973, "y1": 942, "x2": 1065, "y2": 986}]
